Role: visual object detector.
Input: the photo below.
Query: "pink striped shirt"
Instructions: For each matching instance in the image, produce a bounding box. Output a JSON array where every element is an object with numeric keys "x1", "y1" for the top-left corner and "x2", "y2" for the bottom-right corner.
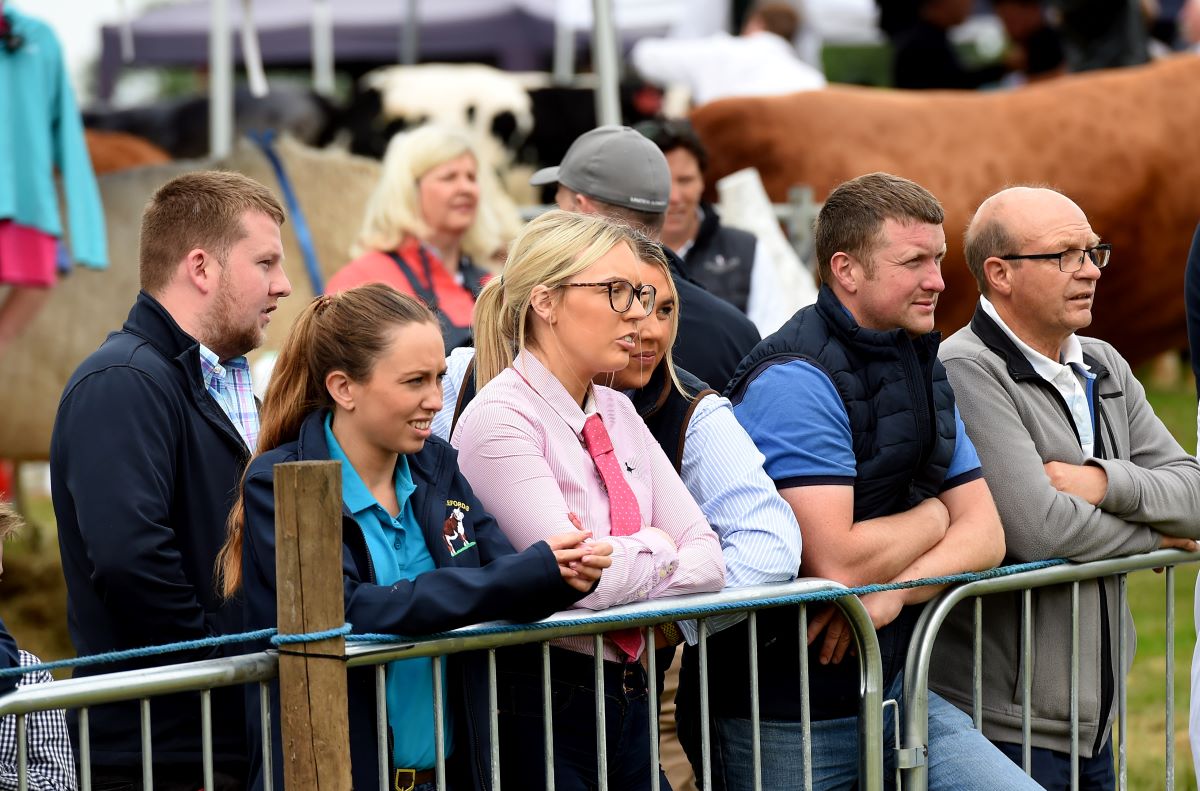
[{"x1": 451, "y1": 350, "x2": 725, "y2": 660}]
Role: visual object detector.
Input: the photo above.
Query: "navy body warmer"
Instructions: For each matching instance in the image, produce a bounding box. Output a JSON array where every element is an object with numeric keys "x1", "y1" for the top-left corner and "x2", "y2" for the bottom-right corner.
[
  {"x1": 707, "y1": 284, "x2": 961, "y2": 720},
  {"x1": 681, "y1": 206, "x2": 758, "y2": 314}
]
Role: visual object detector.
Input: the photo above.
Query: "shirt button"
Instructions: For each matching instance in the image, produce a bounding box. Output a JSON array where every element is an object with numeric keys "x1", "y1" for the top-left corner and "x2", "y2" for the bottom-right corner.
[{"x1": 393, "y1": 540, "x2": 402, "y2": 550}]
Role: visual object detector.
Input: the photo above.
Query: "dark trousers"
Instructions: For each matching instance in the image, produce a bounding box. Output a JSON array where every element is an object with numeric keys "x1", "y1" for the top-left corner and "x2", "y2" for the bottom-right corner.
[
  {"x1": 995, "y1": 738, "x2": 1115, "y2": 791},
  {"x1": 88, "y1": 766, "x2": 243, "y2": 791},
  {"x1": 496, "y1": 645, "x2": 672, "y2": 791}
]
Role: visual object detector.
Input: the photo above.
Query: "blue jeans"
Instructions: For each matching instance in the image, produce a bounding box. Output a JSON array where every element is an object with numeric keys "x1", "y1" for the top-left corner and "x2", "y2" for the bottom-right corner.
[
  {"x1": 711, "y1": 674, "x2": 1044, "y2": 790},
  {"x1": 995, "y1": 738, "x2": 1114, "y2": 791}
]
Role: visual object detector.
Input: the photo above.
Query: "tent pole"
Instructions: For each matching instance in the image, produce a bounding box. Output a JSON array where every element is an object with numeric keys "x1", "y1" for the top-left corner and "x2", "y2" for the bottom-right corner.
[
  {"x1": 400, "y1": 0, "x2": 419, "y2": 65},
  {"x1": 591, "y1": 0, "x2": 621, "y2": 126},
  {"x1": 553, "y1": 1, "x2": 575, "y2": 85},
  {"x1": 312, "y1": 0, "x2": 335, "y2": 96},
  {"x1": 209, "y1": 0, "x2": 234, "y2": 158}
]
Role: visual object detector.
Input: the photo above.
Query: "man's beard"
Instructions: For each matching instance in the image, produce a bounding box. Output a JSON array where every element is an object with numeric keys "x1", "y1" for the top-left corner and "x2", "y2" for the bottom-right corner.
[{"x1": 199, "y1": 279, "x2": 263, "y2": 361}]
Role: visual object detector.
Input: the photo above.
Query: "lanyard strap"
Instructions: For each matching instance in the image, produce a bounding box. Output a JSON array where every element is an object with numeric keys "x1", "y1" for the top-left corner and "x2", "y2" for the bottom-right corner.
[{"x1": 387, "y1": 248, "x2": 440, "y2": 312}]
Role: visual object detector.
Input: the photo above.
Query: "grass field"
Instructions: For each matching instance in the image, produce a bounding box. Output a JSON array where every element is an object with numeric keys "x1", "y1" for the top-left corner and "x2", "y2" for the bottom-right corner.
[
  {"x1": 4, "y1": 372, "x2": 1199, "y2": 787},
  {"x1": 1124, "y1": 375, "x2": 1198, "y2": 789}
]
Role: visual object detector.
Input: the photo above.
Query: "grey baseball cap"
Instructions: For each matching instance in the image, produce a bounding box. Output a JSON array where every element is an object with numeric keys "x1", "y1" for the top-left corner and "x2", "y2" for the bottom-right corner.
[{"x1": 530, "y1": 125, "x2": 670, "y2": 214}]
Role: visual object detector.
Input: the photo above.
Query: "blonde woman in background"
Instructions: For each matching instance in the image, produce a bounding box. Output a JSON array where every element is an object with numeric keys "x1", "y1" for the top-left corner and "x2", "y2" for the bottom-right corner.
[{"x1": 326, "y1": 124, "x2": 519, "y2": 351}]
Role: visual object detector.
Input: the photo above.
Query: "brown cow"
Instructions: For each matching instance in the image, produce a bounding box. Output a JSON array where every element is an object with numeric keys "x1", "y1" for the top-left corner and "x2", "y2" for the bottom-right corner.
[
  {"x1": 691, "y1": 55, "x2": 1200, "y2": 366},
  {"x1": 84, "y1": 129, "x2": 171, "y2": 174}
]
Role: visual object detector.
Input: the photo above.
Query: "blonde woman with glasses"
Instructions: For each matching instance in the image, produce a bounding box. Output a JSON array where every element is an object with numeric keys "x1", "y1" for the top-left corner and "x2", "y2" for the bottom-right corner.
[{"x1": 452, "y1": 210, "x2": 725, "y2": 790}]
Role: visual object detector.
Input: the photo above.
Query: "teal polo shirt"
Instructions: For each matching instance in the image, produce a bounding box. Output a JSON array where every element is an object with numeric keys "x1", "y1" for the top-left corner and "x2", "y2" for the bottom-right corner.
[{"x1": 325, "y1": 416, "x2": 451, "y2": 770}]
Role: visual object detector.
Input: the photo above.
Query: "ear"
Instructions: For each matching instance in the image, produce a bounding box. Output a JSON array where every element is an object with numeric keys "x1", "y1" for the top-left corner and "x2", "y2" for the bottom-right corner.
[
  {"x1": 528, "y1": 284, "x2": 558, "y2": 324},
  {"x1": 325, "y1": 370, "x2": 356, "y2": 411},
  {"x1": 573, "y1": 193, "x2": 598, "y2": 215},
  {"x1": 183, "y1": 248, "x2": 220, "y2": 295},
  {"x1": 828, "y1": 251, "x2": 862, "y2": 294},
  {"x1": 983, "y1": 255, "x2": 1015, "y2": 298}
]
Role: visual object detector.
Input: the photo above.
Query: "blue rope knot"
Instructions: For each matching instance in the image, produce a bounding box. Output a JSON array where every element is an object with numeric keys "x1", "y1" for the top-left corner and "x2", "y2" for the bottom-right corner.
[{"x1": 271, "y1": 623, "x2": 353, "y2": 646}]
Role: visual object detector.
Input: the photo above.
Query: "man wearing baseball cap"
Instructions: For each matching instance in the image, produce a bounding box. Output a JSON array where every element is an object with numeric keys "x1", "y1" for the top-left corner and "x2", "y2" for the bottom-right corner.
[{"x1": 531, "y1": 124, "x2": 760, "y2": 390}]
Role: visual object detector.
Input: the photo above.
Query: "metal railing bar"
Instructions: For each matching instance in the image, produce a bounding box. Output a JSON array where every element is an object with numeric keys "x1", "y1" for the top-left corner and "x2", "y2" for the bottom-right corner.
[
  {"x1": 342, "y1": 580, "x2": 853, "y2": 666},
  {"x1": 542, "y1": 641, "x2": 555, "y2": 791},
  {"x1": 488, "y1": 649, "x2": 501, "y2": 791},
  {"x1": 749, "y1": 611, "x2": 762, "y2": 791},
  {"x1": 1022, "y1": 588, "x2": 1032, "y2": 774},
  {"x1": 0, "y1": 653, "x2": 278, "y2": 716},
  {"x1": 79, "y1": 707, "x2": 91, "y2": 791},
  {"x1": 1118, "y1": 574, "x2": 1128, "y2": 790},
  {"x1": 259, "y1": 682, "x2": 274, "y2": 791},
  {"x1": 593, "y1": 635, "x2": 607, "y2": 791},
  {"x1": 900, "y1": 549, "x2": 1200, "y2": 791},
  {"x1": 647, "y1": 627, "x2": 659, "y2": 791},
  {"x1": 699, "y1": 619, "x2": 712, "y2": 791},
  {"x1": 1070, "y1": 581, "x2": 1079, "y2": 791},
  {"x1": 201, "y1": 688, "x2": 214, "y2": 791},
  {"x1": 972, "y1": 597, "x2": 982, "y2": 731},
  {"x1": 375, "y1": 665, "x2": 387, "y2": 791},
  {"x1": 140, "y1": 698, "x2": 152, "y2": 789},
  {"x1": 433, "y1": 657, "x2": 446, "y2": 790},
  {"x1": 16, "y1": 713, "x2": 27, "y2": 791},
  {"x1": 1166, "y1": 565, "x2": 1176, "y2": 789},
  {"x1": 836, "y1": 594, "x2": 884, "y2": 791},
  {"x1": 799, "y1": 604, "x2": 813, "y2": 791}
]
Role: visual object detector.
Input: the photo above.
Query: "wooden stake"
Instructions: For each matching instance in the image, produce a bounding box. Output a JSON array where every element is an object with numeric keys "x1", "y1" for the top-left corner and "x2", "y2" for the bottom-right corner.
[{"x1": 275, "y1": 460, "x2": 352, "y2": 791}]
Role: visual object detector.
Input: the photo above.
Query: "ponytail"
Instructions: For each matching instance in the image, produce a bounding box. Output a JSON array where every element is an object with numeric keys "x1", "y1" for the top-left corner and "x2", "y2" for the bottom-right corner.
[{"x1": 217, "y1": 286, "x2": 437, "y2": 598}]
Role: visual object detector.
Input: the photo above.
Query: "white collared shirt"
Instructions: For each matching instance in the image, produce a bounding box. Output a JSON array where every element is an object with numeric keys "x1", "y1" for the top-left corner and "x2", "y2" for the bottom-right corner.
[{"x1": 980, "y1": 296, "x2": 1095, "y2": 457}]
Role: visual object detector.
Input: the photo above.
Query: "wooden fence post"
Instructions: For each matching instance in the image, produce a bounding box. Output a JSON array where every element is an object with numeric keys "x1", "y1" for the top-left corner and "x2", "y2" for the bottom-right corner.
[{"x1": 275, "y1": 460, "x2": 352, "y2": 790}]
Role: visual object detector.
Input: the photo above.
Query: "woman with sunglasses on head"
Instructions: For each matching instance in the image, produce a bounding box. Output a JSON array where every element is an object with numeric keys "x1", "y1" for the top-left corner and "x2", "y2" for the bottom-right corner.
[
  {"x1": 218, "y1": 283, "x2": 612, "y2": 791},
  {"x1": 452, "y1": 210, "x2": 725, "y2": 790}
]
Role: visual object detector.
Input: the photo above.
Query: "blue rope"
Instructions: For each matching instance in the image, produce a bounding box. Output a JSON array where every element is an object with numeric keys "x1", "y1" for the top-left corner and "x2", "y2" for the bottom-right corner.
[
  {"x1": 344, "y1": 559, "x2": 1069, "y2": 645},
  {"x1": 0, "y1": 559, "x2": 1069, "y2": 681},
  {"x1": 0, "y1": 628, "x2": 278, "y2": 680},
  {"x1": 248, "y1": 129, "x2": 325, "y2": 296},
  {"x1": 272, "y1": 624, "x2": 353, "y2": 645}
]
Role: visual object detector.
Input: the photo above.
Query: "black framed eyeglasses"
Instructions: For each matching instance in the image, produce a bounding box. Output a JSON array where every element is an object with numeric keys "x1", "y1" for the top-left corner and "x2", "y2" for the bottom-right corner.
[
  {"x1": 997, "y1": 244, "x2": 1112, "y2": 273},
  {"x1": 557, "y1": 279, "x2": 656, "y2": 314}
]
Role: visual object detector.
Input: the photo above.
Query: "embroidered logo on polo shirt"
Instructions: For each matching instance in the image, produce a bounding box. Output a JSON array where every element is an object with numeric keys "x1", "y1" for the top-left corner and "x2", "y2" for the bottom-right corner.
[{"x1": 443, "y1": 500, "x2": 477, "y2": 556}]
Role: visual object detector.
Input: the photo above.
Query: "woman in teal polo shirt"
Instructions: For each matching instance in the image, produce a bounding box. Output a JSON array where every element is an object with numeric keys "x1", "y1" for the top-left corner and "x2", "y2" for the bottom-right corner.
[{"x1": 219, "y1": 284, "x2": 612, "y2": 791}]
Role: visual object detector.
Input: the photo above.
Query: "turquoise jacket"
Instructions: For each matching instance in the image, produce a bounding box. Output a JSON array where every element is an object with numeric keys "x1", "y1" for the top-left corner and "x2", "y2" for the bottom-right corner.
[{"x1": 0, "y1": 7, "x2": 107, "y2": 268}]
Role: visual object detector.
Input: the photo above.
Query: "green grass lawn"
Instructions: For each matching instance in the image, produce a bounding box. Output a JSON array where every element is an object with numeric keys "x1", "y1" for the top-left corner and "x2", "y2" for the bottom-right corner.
[{"x1": 1124, "y1": 374, "x2": 1198, "y2": 789}]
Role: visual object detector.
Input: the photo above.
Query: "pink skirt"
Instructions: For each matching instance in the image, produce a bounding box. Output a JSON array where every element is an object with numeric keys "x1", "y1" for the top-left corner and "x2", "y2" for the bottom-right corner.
[{"x1": 0, "y1": 220, "x2": 58, "y2": 287}]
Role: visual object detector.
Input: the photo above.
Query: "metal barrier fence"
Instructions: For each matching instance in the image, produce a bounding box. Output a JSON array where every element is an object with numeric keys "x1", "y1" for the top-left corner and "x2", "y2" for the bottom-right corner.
[
  {"x1": 0, "y1": 578, "x2": 884, "y2": 791},
  {"x1": 901, "y1": 547, "x2": 1200, "y2": 791}
]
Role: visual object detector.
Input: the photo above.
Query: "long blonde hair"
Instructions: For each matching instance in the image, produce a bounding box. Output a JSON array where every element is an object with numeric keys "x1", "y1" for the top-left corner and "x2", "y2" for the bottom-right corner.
[
  {"x1": 351, "y1": 123, "x2": 509, "y2": 263},
  {"x1": 472, "y1": 210, "x2": 646, "y2": 388},
  {"x1": 217, "y1": 285, "x2": 437, "y2": 598}
]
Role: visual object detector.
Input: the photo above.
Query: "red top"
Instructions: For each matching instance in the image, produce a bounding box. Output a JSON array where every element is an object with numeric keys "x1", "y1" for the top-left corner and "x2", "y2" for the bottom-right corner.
[{"x1": 326, "y1": 237, "x2": 484, "y2": 328}]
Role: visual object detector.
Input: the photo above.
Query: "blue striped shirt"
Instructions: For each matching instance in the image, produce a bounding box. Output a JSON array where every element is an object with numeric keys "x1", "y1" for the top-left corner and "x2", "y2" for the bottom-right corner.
[
  {"x1": 435, "y1": 348, "x2": 801, "y2": 640},
  {"x1": 197, "y1": 345, "x2": 259, "y2": 451}
]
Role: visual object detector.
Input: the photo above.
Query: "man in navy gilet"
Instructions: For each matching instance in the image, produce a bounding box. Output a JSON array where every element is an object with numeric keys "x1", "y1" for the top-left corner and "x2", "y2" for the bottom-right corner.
[{"x1": 713, "y1": 172, "x2": 1037, "y2": 789}]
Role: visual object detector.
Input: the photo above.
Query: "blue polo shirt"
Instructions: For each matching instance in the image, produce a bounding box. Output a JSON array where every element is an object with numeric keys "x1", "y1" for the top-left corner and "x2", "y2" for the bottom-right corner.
[
  {"x1": 325, "y1": 416, "x2": 451, "y2": 770},
  {"x1": 733, "y1": 360, "x2": 982, "y2": 489}
]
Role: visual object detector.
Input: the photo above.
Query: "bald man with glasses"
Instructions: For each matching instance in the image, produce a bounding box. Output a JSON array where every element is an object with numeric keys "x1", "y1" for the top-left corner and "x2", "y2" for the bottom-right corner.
[{"x1": 930, "y1": 186, "x2": 1200, "y2": 790}]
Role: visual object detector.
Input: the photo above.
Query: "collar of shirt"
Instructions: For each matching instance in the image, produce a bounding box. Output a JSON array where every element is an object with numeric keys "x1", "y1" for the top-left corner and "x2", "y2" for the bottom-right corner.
[
  {"x1": 198, "y1": 342, "x2": 259, "y2": 449},
  {"x1": 979, "y1": 295, "x2": 1090, "y2": 382},
  {"x1": 513, "y1": 349, "x2": 598, "y2": 434},
  {"x1": 323, "y1": 413, "x2": 417, "y2": 517}
]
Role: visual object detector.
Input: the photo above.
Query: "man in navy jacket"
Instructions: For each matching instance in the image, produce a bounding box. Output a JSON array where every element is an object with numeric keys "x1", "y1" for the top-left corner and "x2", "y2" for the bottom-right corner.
[{"x1": 50, "y1": 171, "x2": 292, "y2": 789}]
